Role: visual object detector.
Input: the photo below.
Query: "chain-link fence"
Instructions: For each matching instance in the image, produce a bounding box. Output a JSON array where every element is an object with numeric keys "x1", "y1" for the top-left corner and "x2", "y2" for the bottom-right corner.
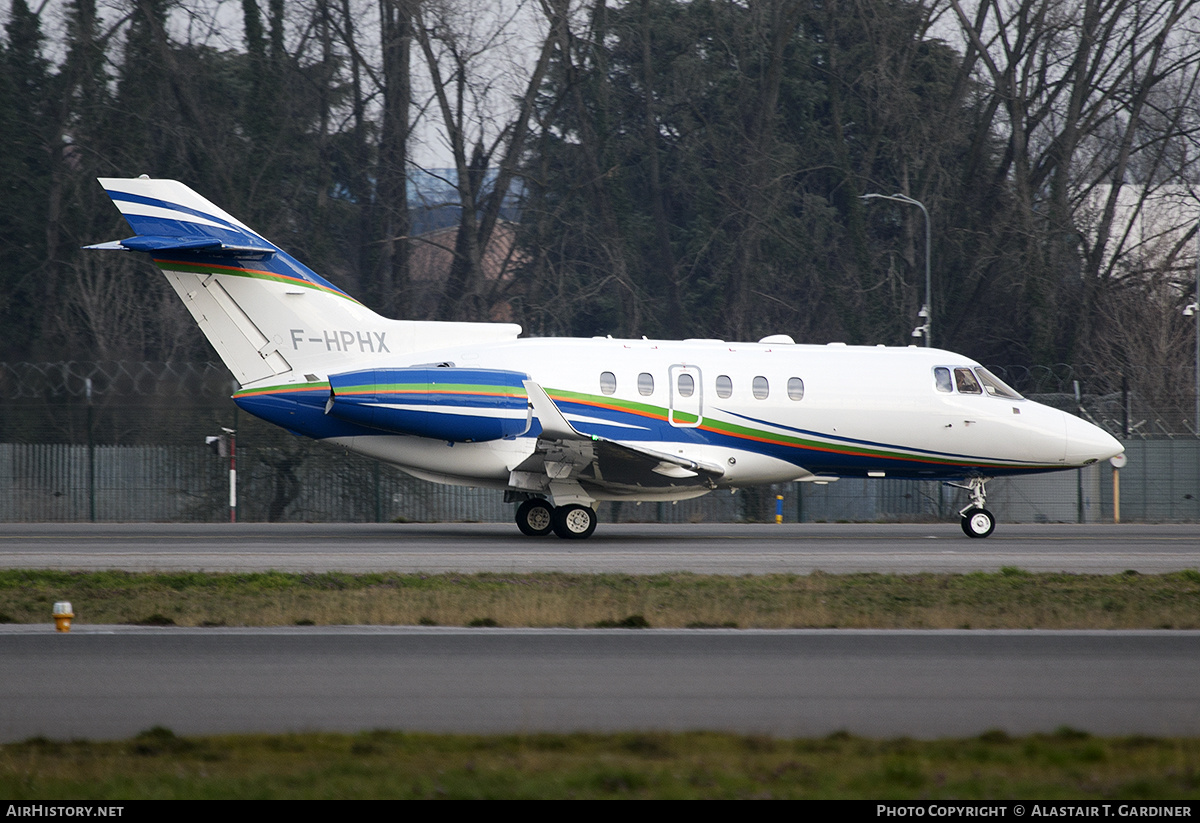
[{"x1": 1, "y1": 362, "x2": 1196, "y2": 524}]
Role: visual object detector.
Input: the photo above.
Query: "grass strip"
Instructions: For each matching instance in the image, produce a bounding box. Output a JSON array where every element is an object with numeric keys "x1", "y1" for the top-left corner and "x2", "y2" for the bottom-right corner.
[
  {"x1": 1, "y1": 568, "x2": 1199, "y2": 629},
  {"x1": 2, "y1": 727, "x2": 1199, "y2": 799}
]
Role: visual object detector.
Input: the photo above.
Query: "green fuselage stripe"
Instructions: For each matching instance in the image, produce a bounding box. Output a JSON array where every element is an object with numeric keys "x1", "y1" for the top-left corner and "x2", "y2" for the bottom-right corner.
[{"x1": 234, "y1": 383, "x2": 1049, "y2": 470}]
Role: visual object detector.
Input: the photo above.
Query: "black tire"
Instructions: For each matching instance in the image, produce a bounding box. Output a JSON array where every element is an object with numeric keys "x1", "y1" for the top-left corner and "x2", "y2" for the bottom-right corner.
[
  {"x1": 551, "y1": 503, "x2": 597, "y2": 539},
  {"x1": 961, "y1": 507, "x2": 996, "y2": 538},
  {"x1": 516, "y1": 498, "x2": 554, "y2": 537}
]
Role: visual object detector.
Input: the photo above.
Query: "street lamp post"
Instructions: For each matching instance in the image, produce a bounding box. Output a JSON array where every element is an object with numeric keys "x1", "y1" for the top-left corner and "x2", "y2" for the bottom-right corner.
[{"x1": 861, "y1": 192, "x2": 932, "y2": 347}]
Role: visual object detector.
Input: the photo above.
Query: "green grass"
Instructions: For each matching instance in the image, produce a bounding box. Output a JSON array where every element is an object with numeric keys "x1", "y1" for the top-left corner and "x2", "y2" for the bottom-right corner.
[
  {"x1": 3, "y1": 728, "x2": 1199, "y2": 799},
  {"x1": 2, "y1": 569, "x2": 1200, "y2": 629}
]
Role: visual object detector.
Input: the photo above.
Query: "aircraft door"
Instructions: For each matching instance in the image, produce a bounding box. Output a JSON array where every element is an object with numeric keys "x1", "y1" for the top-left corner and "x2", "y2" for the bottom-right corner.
[{"x1": 668, "y1": 364, "x2": 703, "y2": 428}]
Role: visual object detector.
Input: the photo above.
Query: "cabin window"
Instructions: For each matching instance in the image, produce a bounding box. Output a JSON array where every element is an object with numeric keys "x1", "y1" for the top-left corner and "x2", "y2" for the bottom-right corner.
[
  {"x1": 787, "y1": 377, "x2": 804, "y2": 401},
  {"x1": 752, "y1": 376, "x2": 769, "y2": 399},
  {"x1": 934, "y1": 367, "x2": 953, "y2": 393},
  {"x1": 953, "y1": 367, "x2": 982, "y2": 394},
  {"x1": 715, "y1": 375, "x2": 733, "y2": 398},
  {"x1": 677, "y1": 373, "x2": 695, "y2": 398},
  {"x1": 599, "y1": 371, "x2": 617, "y2": 395},
  {"x1": 638, "y1": 372, "x2": 655, "y2": 396},
  {"x1": 974, "y1": 367, "x2": 1023, "y2": 400}
]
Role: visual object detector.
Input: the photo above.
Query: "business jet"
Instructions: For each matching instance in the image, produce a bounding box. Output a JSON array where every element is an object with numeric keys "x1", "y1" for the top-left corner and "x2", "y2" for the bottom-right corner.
[{"x1": 87, "y1": 177, "x2": 1124, "y2": 539}]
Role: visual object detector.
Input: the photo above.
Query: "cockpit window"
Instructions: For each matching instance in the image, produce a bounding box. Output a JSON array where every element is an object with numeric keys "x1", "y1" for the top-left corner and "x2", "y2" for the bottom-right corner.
[
  {"x1": 953, "y1": 367, "x2": 982, "y2": 394},
  {"x1": 933, "y1": 367, "x2": 952, "y2": 393},
  {"x1": 974, "y1": 367, "x2": 1023, "y2": 400}
]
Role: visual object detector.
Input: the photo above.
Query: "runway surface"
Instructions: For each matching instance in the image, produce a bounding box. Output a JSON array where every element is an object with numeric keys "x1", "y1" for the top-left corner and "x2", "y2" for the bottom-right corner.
[
  {"x1": 3, "y1": 626, "x2": 1197, "y2": 742},
  {"x1": 0, "y1": 522, "x2": 1197, "y2": 574}
]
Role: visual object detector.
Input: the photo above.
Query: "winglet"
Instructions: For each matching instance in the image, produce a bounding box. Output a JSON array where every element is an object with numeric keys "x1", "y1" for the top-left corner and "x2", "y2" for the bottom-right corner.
[{"x1": 523, "y1": 380, "x2": 585, "y2": 440}]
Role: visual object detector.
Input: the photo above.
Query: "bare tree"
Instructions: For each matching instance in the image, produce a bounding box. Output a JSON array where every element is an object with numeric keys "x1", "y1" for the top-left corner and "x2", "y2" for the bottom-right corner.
[
  {"x1": 412, "y1": 0, "x2": 558, "y2": 321},
  {"x1": 376, "y1": 0, "x2": 415, "y2": 317},
  {"x1": 948, "y1": 0, "x2": 1200, "y2": 362}
]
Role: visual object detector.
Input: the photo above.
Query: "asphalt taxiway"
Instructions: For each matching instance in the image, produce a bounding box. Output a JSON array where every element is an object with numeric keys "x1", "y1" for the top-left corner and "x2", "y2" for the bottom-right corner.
[
  {"x1": 0, "y1": 522, "x2": 1196, "y2": 574},
  {"x1": 3, "y1": 625, "x2": 1197, "y2": 742}
]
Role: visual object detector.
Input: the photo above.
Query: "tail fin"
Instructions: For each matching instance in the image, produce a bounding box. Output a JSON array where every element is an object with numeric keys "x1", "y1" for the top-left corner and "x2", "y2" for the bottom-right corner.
[{"x1": 88, "y1": 177, "x2": 520, "y2": 387}]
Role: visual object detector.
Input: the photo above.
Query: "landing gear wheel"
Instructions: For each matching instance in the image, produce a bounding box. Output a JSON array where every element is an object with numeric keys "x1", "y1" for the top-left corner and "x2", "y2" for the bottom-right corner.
[
  {"x1": 516, "y1": 498, "x2": 554, "y2": 536},
  {"x1": 551, "y1": 504, "x2": 597, "y2": 539},
  {"x1": 951, "y1": 477, "x2": 995, "y2": 539},
  {"x1": 961, "y1": 507, "x2": 996, "y2": 539}
]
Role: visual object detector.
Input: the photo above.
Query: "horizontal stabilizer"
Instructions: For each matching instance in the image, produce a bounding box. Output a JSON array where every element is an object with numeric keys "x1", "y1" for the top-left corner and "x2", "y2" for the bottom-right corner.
[{"x1": 84, "y1": 235, "x2": 276, "y2": 256}]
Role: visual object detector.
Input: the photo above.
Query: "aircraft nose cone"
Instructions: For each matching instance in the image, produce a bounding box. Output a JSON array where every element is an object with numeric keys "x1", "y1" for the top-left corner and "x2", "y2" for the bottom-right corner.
[{"x1": 1063, "y1": 412, "x2": 1123, "y2": 465}]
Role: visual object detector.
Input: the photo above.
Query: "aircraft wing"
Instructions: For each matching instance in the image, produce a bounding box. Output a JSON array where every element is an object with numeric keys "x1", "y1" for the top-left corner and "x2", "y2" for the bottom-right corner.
[{"x1": 510, "y1": 381, "x2": 724, "y2": 495}]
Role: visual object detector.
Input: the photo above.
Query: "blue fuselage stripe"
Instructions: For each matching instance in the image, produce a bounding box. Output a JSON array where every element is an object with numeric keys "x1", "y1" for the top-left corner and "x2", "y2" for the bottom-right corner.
[{"x1": 235, "y1": 388, "x2": 1053, "y2": 479}]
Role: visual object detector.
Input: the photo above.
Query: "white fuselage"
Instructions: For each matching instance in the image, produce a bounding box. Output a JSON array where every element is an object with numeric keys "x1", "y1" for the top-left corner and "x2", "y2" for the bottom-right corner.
[{"x1": 322, "y1": 337, "x2": 1120, "y2": 501}]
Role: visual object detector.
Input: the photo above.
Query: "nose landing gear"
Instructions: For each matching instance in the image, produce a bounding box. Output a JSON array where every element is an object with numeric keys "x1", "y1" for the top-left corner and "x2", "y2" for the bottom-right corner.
[
  {"x1": 961, "y1": 506, "x2": 996, "y2": 538},
  {"x1": 949, "y1": 477, "x2": 996, "y2": 538}
]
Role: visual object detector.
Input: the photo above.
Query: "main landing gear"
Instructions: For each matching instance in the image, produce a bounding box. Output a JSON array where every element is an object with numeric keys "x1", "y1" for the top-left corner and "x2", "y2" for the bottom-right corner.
[
  {"x1": 515, "y1": 498, "x2": 554, "y2": 536},
  {"x1": 950, "y1": 477, "x2": 995, "y2": 538},
  {"x1": 515, "y1": 498, "x2": 597, "y2": 539}
]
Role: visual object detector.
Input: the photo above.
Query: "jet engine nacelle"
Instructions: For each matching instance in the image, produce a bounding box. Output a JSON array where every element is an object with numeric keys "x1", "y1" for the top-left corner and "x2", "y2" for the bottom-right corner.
[{"x1": 324, "y1": 367, "x2": 531, "y2": 442}]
